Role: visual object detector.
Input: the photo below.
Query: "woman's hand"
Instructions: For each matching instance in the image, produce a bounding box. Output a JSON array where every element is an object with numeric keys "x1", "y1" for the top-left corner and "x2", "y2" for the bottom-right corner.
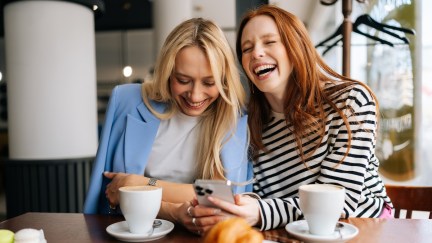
[
  {"x1": 171, "y1": 195, "x2": 261, "y2": 235},
  {"x1": 161, "y1": 200, "x2": 227, "y2": 235},
  {"x1": 104, "y1": 172, "x2": 146, "y2": 207},
  {"x1": 207, "y1": 194, "x2": 261, "y2": 226},
  {"x1": 104, "y1": 172, "x2": 195, "y2": 207}
]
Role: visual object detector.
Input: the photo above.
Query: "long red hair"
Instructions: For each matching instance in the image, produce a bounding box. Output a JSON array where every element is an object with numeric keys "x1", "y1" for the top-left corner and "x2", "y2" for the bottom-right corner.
[{"x1": 236, "y1": 5, "x2": 378, "y2": 162}]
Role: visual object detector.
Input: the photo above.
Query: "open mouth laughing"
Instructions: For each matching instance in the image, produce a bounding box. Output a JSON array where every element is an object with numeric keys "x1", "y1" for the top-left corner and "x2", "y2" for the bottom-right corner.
[{"x1": 254, "y1": 64, "x2": 276, "y2": 77}]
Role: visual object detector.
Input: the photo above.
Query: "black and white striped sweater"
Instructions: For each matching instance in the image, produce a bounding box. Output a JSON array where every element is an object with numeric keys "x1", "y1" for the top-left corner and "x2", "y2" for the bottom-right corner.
[{"x1": 253, "y1": 83, "x2": 392, "y2": 230}]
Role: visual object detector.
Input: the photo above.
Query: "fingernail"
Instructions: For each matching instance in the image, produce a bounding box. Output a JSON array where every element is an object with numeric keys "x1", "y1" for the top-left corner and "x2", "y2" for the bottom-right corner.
[{"x1": 214, "y1": 209, "x2": 221, "y2": 214}]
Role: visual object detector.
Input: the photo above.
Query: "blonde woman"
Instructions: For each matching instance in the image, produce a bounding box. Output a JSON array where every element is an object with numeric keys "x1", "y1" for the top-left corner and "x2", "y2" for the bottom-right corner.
[{"x1": 84, "y1": 18, "x2": 251, "y2": 233}]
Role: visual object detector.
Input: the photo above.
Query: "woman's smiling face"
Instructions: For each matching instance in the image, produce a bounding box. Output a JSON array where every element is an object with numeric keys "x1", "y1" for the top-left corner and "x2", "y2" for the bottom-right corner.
[
  {"x1": 170, "y1": 46, "x2": 220, "y2": 117},
  {"x1": 240, "y1": 15, "x2": 292, "y2": 100}
]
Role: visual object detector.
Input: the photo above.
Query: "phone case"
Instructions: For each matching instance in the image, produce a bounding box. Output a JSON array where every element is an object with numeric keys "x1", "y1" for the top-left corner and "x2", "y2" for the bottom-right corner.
[{"x1": 194, "y1": 179, "x2": 235, "y2": 207}]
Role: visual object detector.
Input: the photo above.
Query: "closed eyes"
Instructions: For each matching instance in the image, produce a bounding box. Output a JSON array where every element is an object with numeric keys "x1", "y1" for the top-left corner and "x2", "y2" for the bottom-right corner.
[{"x1": 175, "y1": 77, "x2": 215, "y2": 87}]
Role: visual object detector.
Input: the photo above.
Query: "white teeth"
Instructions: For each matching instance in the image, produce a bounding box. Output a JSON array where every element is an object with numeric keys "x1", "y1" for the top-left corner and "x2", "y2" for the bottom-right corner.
[
  {"x1": 254, "y1": 64, "x2": 275, "y2": 74},
  {"x1": 186, "y1": 100, "x2": 205, "y2": 107}
]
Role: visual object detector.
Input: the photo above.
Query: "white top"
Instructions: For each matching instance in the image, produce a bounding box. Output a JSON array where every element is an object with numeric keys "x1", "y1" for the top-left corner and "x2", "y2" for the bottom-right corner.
[{"x1": 144, "y1": 112, "x2": 200, "y2": 183}]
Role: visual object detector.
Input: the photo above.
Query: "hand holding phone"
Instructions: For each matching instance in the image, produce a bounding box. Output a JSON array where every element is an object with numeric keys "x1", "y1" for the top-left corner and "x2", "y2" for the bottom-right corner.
[{"x1": 193, "y1": 179, "x2": 235, "y2": 207}]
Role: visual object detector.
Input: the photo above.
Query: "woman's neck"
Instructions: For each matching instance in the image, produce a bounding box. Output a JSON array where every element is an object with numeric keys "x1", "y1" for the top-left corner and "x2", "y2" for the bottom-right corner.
[{"x1": 264, "y1": 92, "x2": 285, "y2": 113}]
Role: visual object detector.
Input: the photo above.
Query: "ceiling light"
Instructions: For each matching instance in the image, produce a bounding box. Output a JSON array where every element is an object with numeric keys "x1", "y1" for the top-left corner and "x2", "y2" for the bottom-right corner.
[{"x1": 123, "y1": 66, "x2": 133, "y2": 78}]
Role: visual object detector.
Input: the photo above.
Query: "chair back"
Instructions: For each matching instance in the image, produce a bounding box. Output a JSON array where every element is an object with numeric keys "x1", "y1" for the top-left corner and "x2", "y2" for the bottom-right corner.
[{"x1": 385, "y1": 184, "x2": 432, "y2": 219}]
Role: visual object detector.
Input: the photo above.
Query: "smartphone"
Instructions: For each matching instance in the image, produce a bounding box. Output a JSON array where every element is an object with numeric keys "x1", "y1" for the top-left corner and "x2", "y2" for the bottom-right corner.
[{"x1": 193, "y1": 179, "x2": 235, "y2": 207}]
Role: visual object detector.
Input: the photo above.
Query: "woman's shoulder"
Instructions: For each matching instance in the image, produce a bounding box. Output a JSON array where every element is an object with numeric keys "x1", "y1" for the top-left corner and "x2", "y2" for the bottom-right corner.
[
  {"x1": 112, "y1": 83, "x2": 142, "y2": 99},
  {"x1": 346, "y1": 82, "x2": 376, "y2": 107},
  {"x1": 326, "y1": 81, "x2": 376, "y2": 107},
  {"x1": 110, "y1": 83, "x2": 150, "y2": 110}
]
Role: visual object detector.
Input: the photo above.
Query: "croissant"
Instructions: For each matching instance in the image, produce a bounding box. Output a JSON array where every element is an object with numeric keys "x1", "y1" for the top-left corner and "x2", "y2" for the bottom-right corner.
[{"x1": 204, "y1": 217, "x2": 263, "y2": 243}]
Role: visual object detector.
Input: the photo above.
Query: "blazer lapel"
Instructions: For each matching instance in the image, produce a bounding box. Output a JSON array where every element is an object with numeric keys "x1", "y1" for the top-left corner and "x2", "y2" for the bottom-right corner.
[{"x1": 123, "y1": 102, "x2": 165, "y2": 174}]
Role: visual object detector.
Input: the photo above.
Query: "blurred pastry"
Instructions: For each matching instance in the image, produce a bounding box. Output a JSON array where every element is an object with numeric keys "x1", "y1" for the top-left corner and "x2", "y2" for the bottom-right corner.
[{"x1": 204, "y1": 217, "x2": 263, "y2": 243}]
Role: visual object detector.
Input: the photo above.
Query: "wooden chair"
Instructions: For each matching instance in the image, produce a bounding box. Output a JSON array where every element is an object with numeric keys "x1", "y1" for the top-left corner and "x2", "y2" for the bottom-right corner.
[{"x1": 385, "y1": 184, "x2": 432, "y2": 219}]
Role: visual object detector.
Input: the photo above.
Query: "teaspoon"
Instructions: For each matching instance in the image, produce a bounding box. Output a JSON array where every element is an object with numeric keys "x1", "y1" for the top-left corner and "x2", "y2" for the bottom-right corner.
[
  {"x1": 146, "y1": 220, "x2": 162, "y2": 236},
  {"x1": 336, "y1": 222, "x2": 344, "y2": 239}
]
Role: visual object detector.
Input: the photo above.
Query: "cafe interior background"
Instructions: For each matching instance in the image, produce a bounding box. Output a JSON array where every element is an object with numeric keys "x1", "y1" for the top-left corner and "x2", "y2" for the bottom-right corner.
[{"x1": 0, "y1": 0, "x2": 430, "y2": 220}]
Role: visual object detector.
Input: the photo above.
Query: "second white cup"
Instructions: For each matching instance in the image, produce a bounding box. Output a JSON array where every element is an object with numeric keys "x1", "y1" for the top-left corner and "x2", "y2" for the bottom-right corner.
[
  {"x1": 119, "y1": 185, "x2": 162, "y2": 234},
  {"x1": 299, "y1": 184, "x2": 345, "y2": 235}
]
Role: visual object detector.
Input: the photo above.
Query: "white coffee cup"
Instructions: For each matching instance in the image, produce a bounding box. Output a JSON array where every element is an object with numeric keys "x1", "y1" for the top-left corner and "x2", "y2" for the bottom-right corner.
[
  {"x1": 119, "y1": 185, "x2": 162, "y2": 234},
  {"x1": 299, "y1": 184, "x2": 345, "y2": 235}
]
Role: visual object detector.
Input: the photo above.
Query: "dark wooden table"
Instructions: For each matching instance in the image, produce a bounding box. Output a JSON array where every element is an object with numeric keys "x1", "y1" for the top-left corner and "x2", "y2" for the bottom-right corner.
[{"x1": 0, "y1": 213, "x2": 431, "y2": 242}]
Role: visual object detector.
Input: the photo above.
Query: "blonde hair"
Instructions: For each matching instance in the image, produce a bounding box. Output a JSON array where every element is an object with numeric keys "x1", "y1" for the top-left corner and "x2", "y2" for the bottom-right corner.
[{"x1": 142, "y1": 18, "x2": 246, "y2": 179}]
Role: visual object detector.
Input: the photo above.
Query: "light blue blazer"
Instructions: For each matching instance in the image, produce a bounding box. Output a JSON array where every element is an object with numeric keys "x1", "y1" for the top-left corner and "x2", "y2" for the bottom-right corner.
[{"x1": 84, "y1": 83, "x2": 252, "y2": 214}]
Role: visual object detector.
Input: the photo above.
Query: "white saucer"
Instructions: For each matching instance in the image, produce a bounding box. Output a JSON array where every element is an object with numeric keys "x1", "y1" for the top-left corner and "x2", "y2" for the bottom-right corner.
[
  {"x1": 285, "y1": 220, "x2": 358, "y2": 243},
  {"x1": 106, "y1": 219, "x2": 174, "y2": 242}
]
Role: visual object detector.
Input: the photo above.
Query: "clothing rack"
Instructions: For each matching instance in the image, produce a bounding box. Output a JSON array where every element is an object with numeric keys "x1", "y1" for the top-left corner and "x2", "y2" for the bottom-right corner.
[
  {"x1": 341, "y1": 0, "x2": 353, "y2": 77},
  {"x1": 320, "y1": 0, "x2": 357, "y2": 77},
  {"x1": 318, "y1": 0, "x2": 414, "y2": 78},
  {"x1": 319, "y1": 0, "x2": 366, "y2": 77}
]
